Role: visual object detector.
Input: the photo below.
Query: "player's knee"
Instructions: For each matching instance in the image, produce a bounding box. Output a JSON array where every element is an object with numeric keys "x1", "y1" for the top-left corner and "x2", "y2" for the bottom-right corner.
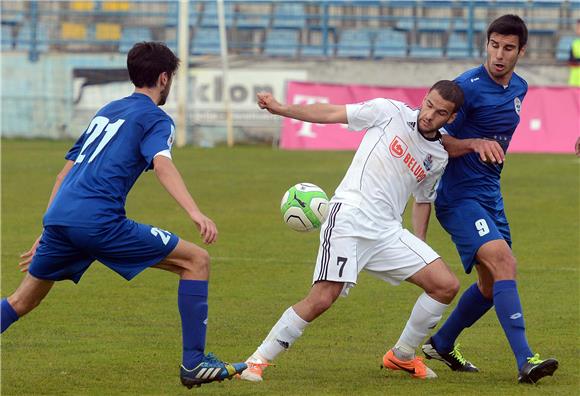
[
  {"x1": 489, "y1": 253, "x2": 517, "y2": 280},
  {"x1": 310, "y1": 294, "x2": 334, "y2": 315},
  {"x1": 433, "y1": 276, "x2": 460, "y2": 304},
  {"x1": 309, "y1": 288, "x2": 339, "y2": 315},
  {"x1": 182, "y1": 248, "x2": 210, "y2": 278},
  {"x1": 447, "y1": 276, "x2": 461, "y2": 301}
]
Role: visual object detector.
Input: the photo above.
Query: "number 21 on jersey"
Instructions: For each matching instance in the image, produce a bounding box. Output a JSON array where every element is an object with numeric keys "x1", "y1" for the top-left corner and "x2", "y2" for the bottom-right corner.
[{"x1": 75, "y1": 116, "x2": 125, "y2": 164}]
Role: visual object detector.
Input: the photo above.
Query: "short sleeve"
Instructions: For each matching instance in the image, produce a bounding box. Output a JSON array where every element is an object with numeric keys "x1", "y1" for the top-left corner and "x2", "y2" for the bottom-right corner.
[
  {"x1": 140, "y1": 119, "x2": 175, "y2": 169},
  {"x1": 346, "y1": 98, "x2": 400, "y2": 131},
  {"x1": 65, "y1": 130, "x2": 88, "y2": 162},
  {"x1": 413, "y1": 167, "x2": 445, "y2": 203}
]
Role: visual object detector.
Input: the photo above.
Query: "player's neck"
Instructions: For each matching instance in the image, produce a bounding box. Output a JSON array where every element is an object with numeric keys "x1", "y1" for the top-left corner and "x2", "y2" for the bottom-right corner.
[
  {"x1": 134, "y1": 88, "x2": 161, "y2": 106},
  {"x1": 418, "y1": 128, "x2": 438, "y2": 140},
  {"x1": 483, "y1": 63, "x2": 513, "y2": 87}
]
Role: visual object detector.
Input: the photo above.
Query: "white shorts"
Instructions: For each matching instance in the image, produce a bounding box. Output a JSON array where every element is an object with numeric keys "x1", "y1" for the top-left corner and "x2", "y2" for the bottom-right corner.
[{"x1": 312, "y1": 203, "x2": 440, "y2": 296}]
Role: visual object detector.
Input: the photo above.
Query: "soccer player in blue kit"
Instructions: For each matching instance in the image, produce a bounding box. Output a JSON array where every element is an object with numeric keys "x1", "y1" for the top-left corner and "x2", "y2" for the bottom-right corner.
[
  {"x1": 0, "y1": 42, "x2": 246, "y2": 388},
  {"x1": 420, "y1": 15, "x2": 558, "y2": 384}
]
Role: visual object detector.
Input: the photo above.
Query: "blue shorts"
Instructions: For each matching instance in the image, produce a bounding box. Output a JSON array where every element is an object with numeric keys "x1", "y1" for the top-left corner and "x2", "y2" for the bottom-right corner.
[
  {"x1": 28, "y1": 219, "x2": 180, "y2": 283},
  {"x1": 435, "y1": 200, "x2": 511, "y2": 274}
]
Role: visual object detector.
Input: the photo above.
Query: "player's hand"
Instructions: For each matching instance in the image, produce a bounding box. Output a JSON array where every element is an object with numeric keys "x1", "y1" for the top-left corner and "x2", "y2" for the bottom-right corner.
[
  {"x1": 190, "y1": 211, "x2": 218, "y2": 245},
  {"x1": 19, "y1": 235, "x2": 41, "y2": 272},
  {"x1": 257, "y1": 92, "x2": 282, "y2": 115},
  {"x1": 472, "y1": 139, "x2": 505, "y2": 164}
]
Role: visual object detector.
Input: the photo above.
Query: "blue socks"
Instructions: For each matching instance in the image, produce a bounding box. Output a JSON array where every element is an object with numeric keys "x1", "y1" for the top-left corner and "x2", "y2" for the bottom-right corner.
[
  {"x1": 178, "y1": 280, "x2": 209, "y2": 369},
  {"x1": 493, "y1": 280, "x2": 533, "y2": 370},
  {"x1": 1, "y1": 299, "x2": 19, "y2": 333},
  {"x1": 432, "y1": 280, "x2": 533, "y2": 370},
  {"x1": 432, "y1": 283, "x2": 493, "y2": 353}
]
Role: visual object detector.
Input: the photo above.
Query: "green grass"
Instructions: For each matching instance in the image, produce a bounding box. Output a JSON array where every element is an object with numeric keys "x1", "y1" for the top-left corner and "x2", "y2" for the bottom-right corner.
[{"x1": 1, "y1": 139, "x2": 578, "y2": 395}]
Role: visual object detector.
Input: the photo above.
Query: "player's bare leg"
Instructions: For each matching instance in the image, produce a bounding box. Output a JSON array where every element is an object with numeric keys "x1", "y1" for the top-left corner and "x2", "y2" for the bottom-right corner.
[
  {"x1": 382, "y1": 259, "x2": 459, "y2": 379},
  {"x1": 153, "y1": 239, "x2": 246, "y2": 388},
  {"x1": 240, "y1": 281, "x2": 344, "y2": 382},
  {"x1": 153, "y1": 238, "x2": 210, "y2": 280},
  {"x1": 1, "y1": 273, "x2": 54, "y2": 332}
]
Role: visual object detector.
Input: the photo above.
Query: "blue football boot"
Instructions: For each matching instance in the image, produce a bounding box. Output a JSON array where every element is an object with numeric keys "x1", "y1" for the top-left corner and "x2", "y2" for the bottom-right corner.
[{"x1": 180, "y1": 352, "x2": 247, "y2": 388}]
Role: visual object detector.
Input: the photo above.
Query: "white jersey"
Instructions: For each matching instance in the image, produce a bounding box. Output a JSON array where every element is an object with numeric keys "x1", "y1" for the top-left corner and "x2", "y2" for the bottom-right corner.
[{"x1": 332, "y1": 98, "x2": 448, "y2": 229}]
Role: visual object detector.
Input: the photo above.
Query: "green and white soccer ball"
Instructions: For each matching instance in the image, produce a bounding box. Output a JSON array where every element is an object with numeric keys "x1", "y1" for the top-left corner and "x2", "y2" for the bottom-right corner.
[{"x1": 280, "y1": 183, "x2": 329, "y2": 232}]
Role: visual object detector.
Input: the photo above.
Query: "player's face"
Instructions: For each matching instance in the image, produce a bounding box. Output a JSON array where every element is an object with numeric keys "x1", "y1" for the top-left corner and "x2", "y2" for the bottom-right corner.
[
  {"x1": 485, "y1": 33, "x2": 525, "y2": 85},
  {"x1": 418, "y1": 90, "x2": 456, "y2": 135},
  {"x1": 158, "y1": 73, "x2": 173, "y2": 106}
]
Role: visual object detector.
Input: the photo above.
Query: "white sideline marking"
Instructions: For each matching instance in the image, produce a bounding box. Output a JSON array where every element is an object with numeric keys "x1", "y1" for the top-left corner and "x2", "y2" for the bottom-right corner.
[
  {"x1": 214, "y1": 256, "x2": 579, "y2": 272},
  {"x1": 213, "y1": 256, "x2": 312, "y2": 265}
]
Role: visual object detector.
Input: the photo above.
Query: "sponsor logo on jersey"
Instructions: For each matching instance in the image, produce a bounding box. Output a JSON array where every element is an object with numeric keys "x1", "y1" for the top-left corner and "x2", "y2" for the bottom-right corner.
[
  {"x1": 514, "y1": 97, "x2": 521, "y2": 115},
  {"x1": 389, "y1": 136, "x2": 408, "y2": 158},
  {"x1": 423, "y1": 154, "x2": 433, "y2": 171},
  {"x1": 470, "y1": 77, "x2": 480, "y2": 83},
  {"x1": 406, "y1": 121, "x2": 416, "y2": 129},
  {"x1": 403, "y1": 153, "x2": 427, "y2": 182}
]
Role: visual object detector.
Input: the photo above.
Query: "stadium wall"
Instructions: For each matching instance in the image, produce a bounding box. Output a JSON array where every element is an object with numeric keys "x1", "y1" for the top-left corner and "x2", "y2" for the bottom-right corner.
[{"x1": 0, "y1": 53, "x2": 572, "y2": 143}]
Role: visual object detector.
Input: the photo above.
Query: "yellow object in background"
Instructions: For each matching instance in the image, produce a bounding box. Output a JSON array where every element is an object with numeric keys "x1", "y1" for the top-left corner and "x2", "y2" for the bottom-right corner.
[
  {"x1": 61, "y1": 22, "x2": 87, "y2": 40},
  {"x1": 568, "y1": 38, "x2": 580, "y2": 87},
  {"x1": 95, "y1": 23, "x2": 121, "y2": 41},
  {"x1": 102, "y1": 1, "x2": 130, "y2": 12},
  {"x1": 70, "y1": 1, "x2": 95, "y2": 11}
]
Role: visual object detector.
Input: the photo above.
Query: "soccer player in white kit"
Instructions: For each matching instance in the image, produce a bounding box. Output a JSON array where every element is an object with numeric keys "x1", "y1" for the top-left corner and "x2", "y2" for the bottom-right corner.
[{"x1": 241, "y1": 80, "x2": 464, "y2": 381}]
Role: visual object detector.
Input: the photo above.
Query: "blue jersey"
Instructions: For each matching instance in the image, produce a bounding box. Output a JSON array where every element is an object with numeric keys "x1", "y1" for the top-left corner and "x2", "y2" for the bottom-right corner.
[
  {"x1": 44, "y1": 93, "x2": 175, "y2": 227},
  {"x1": 436, "y1": 65, "x2": 527, "y2": 209}
]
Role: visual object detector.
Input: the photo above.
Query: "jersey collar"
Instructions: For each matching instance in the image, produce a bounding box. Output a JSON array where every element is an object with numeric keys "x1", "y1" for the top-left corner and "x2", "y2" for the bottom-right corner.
[{"x1": 418, "y1": 129, "x2": 442, "y2": 142}]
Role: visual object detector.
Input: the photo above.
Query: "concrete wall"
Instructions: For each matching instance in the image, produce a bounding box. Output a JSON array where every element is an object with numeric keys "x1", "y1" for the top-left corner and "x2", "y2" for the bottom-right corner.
[{"x1": 1, "y1": 53, "x2": 126, "y2": 138}]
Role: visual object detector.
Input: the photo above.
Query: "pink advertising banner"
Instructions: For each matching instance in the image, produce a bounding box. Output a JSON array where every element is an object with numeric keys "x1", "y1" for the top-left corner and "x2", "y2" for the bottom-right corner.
[{"x1": 280, "y1": 81, "x2": 580, "y2": 153}]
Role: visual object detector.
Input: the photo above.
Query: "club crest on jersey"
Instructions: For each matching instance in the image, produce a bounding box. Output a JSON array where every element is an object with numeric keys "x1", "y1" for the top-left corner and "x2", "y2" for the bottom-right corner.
[
  {"x1": 389, "y1": 136, "x2": 408, "y2": 158},
  {"x1": 167, "y1": 125, "x2": 175, "y2": 148},
  {"x1": 423, "y1": 154, "x2": 433, "y2": 171},
  {"x1": 514, "y1": 97, "x2": 521, "y2": 115}
]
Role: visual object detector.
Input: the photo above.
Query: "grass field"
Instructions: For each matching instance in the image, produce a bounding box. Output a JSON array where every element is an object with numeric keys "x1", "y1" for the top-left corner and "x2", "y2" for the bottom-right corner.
[{"x1": 1, "y1": 139, "x2": 578, "y2": 395}]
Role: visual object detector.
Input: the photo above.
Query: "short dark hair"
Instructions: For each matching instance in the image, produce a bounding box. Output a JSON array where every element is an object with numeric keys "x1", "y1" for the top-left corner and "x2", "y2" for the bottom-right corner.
[
  {"x1": 127, "y1": 42, "x2": 180, "y2": 88},
  {"x1": 429, "y1": 80, "x2": 464, "y2": 113},
  {"x1": 487, "y1": 14, "x2": 528, "y2": 50}
]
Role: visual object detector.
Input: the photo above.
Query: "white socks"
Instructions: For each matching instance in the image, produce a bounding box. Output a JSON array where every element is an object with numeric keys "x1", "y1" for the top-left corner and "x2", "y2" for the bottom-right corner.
[
  {"x1": 251, "y1": 295, "x2": 446, "y2": 363},
  {"x1": 255, "y1": 307, "x2": 309, "y2": 361},
  {"x1": 394, "y1": 292, "x2": 448, "y2": 360}
]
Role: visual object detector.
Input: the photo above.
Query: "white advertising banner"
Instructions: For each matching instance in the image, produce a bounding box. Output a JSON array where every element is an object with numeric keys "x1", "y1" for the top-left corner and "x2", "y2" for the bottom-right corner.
[{"x1": 73, "y1": 68, "x2": 307, "y2": 129}]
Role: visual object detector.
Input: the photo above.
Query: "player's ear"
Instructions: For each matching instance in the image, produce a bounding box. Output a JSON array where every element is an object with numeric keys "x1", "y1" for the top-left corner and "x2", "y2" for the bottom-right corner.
[
  {"x1": 158, "y1": 72, "x2": 169, "y2": 87},
  {"x1": 447, "y1": 112, "x2": 458, "y2": 124},
  {"x1": 518, "y1": 45, "x2": 527, "y2": 57}
]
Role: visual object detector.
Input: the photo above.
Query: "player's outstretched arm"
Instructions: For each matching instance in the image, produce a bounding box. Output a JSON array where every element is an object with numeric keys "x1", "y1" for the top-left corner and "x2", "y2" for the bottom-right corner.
[
  {"x1": 257, "y1": 91, "x2": 347, "y2": 124},
  {"x1": 412, "y1": 201, "x2": 432, "y2": 242},
  {"x1": 19, "y1": 160, "x2": 75, "y2": 272},
  {"x1": 153, "y1": 155, "x2": 217, "y2": 244},
  {"x1": 441, "y1": 134, "x2": 505, "y2": 163}
]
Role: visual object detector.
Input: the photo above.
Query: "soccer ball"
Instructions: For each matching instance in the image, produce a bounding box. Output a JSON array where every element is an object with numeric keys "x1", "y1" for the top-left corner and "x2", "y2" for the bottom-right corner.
[{"x1": 280, "y1": 183, "x2": 329, "y2": 232}]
